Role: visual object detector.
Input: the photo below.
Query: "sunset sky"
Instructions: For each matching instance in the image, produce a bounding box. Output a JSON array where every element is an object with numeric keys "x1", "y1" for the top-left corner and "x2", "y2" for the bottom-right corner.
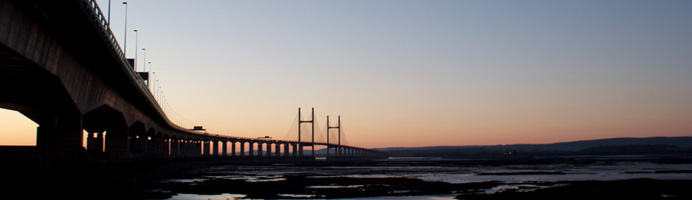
[{"x1": 2, "y1": 0, "x2": 691, "y2": 148}]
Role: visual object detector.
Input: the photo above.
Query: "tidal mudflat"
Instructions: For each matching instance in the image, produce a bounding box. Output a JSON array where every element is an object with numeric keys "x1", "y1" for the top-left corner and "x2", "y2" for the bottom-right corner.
[{"x1": 140, "y1": 157, "x2": 692, "y2": 199}]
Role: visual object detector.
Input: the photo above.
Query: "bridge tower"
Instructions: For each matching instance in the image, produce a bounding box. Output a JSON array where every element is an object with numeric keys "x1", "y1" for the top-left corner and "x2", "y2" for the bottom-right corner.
[
  {"x1": 298, "y1": 107, "x2": 315, "y2": 157},
  {"x1": 327, "y1": 115, "x2": 341, "y2": 158}
]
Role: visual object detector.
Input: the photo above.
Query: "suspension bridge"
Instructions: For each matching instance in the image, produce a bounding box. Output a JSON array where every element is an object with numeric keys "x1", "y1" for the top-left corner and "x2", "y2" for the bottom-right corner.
[{"x1": 0, "y1": 0, "x2": 387, "y2": 163}]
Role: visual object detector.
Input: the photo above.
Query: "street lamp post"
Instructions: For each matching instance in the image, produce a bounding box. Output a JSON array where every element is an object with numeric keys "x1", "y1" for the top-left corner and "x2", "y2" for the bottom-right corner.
[
  {"x1": 108, "y1": 0, "x2": 111, "y2": 26},
  {"x1": 134, "y1": 29, "x2": 138, "y2": 71},
  {"x1": 142, "y1": 48, "x2": 147, "y2": 71},
  {"x1": 152, "y1": 72, "x2": 156, "y2": 96},
  {"x1": 149, "y1": 61, "x2": 153, "y2": 91},
  {"x1": 122, "y1": 2, "x2": 128, "y2": 56}
]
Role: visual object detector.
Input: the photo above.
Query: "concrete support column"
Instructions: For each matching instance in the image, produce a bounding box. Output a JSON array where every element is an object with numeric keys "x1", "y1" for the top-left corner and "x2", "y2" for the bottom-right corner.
[
  {"x1": 178, "y1": 140, "x2": 186, "y2": 157},
  {"x1": 129, "y1": 134, "x2": 147, "y2": 157},
  {"x1": 182, "y1": 140, "x2": 188, "y2": 157},
  {"x1": 213, "y1": 141, "x2": 219, "y2": 156},
  {"x1": 162, "y1": 138, "x2": 170, "y2": 157},
  {"x1": 86, "y1": 132, "x2": 104, "y2": 157},
  {"x1": 257, "y1": 142, "x2": 264, "y2": 158},
  {"x1": 195, "y1": 141, "x2": 202, "y2": 157},
  {"x1": 231, "y1": 141, "x2": 236, "y2": 156},
  {"x1": 190, "y1": 140, "x2": 197, "y2": 157},
  {"x1": 36, "y1": 113, "x2": 84, "y2": 161},
  {"x1": 203, "y1": 141, "x2": 210, "y2": 156},
  {"x1": 283, "y1": 143, "x2": 290, "y2": 157},
  {"x1": 105, "y1": 128, "x2": 131, "y2": 159},
  {"x1": 249, "y1": 142, "x2": 255, "y2": 157},
  {"x1": 129, "y1": 133, "x2": 147, "y2": 159},
  {"x1": 147, "y1": 137, "x2": 159, "y2": 157},
  {"x1": 170, "y1": 139, "x2": 179, "y2": 157},
  {"x1": 222, "y1": 141, "x2": 228, "y2": 156},
  {"x1": 158, "y1": 137, "x2": 166, "y2": 157},
  {"x1": 265, "y1": 143, "x2": 271, "y2": 158},
  {"x1": 275, "y1": 143, "x2": 281, "y2": 157},
  {"x1": 185, "y1": 140, "x2": 193, "y2": 157},
  {"x1": 292, "y1": 143, "x2": 298, "y2": 157},
  {"x1": 240, "y1": 142, "x2": 245, "y2": 157}
]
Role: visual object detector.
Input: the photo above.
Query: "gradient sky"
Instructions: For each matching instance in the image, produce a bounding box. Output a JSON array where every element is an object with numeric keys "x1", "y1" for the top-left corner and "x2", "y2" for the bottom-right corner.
[{"x1": 2, "y1": 0, "x2": 692, "y2": 148}]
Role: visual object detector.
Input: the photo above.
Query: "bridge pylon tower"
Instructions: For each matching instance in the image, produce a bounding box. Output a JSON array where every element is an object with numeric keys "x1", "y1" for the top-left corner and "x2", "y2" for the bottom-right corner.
[
  {"x1": 298, "y1": 107, "x2": 315, "y2": 157},
  {"x1": 327, "y1": 115, "x2": 341, "y2": 158}
]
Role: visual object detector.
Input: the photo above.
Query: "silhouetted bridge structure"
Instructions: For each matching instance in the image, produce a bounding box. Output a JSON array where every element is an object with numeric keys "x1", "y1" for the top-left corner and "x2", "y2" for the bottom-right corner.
[{"x1": 0, "y1": 0, "x2": 386, "y2": 163}]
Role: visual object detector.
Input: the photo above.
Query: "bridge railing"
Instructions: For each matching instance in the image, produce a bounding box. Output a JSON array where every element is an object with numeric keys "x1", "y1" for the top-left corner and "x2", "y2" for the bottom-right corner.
[{"x1": 79, "y1": 0, "x2": 192, "y2": 131}]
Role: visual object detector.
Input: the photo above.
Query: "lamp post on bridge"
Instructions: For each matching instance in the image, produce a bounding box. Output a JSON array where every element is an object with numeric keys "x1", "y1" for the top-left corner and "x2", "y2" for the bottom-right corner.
[
  {"x1": 107, "y1": 0, "x2": 111, "y2": 26},
  {"x1": 142, "y1": 48, "x2": 147, "y2": 72},
  {"x1": 134, "y1": 29, "x2": 138, "y2": 71},
  {"x1": 150, "y1": 62, "x2": 154, "y2": 92},
  {"x1": 142, "y1": 48, "x2": 148, "y2": 86},
  {"x1": 122, "y1": 2, "x2": 128, "y2": 56}
]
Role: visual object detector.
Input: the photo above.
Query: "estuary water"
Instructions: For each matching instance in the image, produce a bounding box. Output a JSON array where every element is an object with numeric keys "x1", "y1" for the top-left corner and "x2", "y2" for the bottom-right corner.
[{"x1": 146, "y1": 157, "x2": 692, "y2": 200}]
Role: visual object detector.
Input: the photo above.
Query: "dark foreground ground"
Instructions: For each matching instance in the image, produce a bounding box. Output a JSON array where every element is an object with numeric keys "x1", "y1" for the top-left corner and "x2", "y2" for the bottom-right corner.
[
  {"x1": 142, "y1": 176, "x2": 692, "y2": 200},
  {"x1": 458, "y1": 179, "x2": 692, "y2": 200},
  {"x1": 3, "y1": 156, "x2": 692, "y2": 199}
]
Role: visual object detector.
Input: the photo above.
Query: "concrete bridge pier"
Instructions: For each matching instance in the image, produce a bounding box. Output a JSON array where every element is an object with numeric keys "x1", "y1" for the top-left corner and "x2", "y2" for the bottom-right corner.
[
  {"x1": 265, "y1": 143, "x2": 272, "y2": 158},
  {"x1": 170, "y1": 138, "x2": 179, "y2": 157},
  {"x1": 212, "y1": 140, "x2": 220, "y2": 156},
  {"x1": 147, "y1": 136, "x2": 157, "y2": 157},
  {"x1": 162, "y1": 138, "x2": 171, "y2": 157},
  {"x1": 147, "y1": 135, "x2": 166, "y2": 158},
  {"x1": 275, "y1": 143, "x2": 281, "y2": 157},
  {"x1": 184, "y1": 140, "x2": 194, "y2": 157},
  {"x1": 192, "y1": 140, "x2": 199, "y2": 157},
  {"x1": 177, "y1": 140, "x2": 186, "y2": 157},
  {"x1": 201, "y1": 141, "x2": 209, "y2": 156},
  {"x1": 128, "y1": 126, "x2": 148, "y2": 159},
  {"x1": 180, "y1": 140, "x2": 188, "y2": 157},
  {"x1": 257, "y1": 142, "x2": 263, "y2": 158},
  {"x1": 222, "y1": 141, "x2": 228, "y2": 156},
  {"x1": 35, "y1": 113, "x2": 85, "y2": 161},
  {"x1": 284, "y1": 143, "x2": 290, "y2": 157},
  {"x1": 249, "y1": 142, "x2": 254, "y2": 157},
  {"x1": 231, "y1": 141, "x2": 236, "y2": 157},
  {"x1": 292, "y1": 143, "x2": 298, "y2": 157},
  {"x1": 86, "y1": 131, "x2": 104, "y2": 158},
  {"x1": 105, "y1": 128, "x2": 132, "y2": 160},
  {"x1": 240, "y1": 141, "x2": 245, "y2": 157}
]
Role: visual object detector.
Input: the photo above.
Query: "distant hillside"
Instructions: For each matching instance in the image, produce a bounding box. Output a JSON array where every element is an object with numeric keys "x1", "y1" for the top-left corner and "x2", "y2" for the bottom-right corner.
[{"x1": 374, "y1": 137, "x2": 692, "y2": 157}]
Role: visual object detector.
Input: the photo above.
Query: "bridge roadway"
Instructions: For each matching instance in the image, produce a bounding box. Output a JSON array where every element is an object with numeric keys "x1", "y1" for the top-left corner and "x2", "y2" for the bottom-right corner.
[{"x1": 0, "y1": 0, "x2": 386, "y2": 162}]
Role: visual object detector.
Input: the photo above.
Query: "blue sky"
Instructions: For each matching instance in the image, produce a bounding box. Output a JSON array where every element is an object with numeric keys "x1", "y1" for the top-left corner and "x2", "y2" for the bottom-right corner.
[
  {"x1": 87, "y1": 0, "x2": 692, "y2": 147},
  {"x1": 3, "y1": 0, "x2": 690, "y2": 147}
]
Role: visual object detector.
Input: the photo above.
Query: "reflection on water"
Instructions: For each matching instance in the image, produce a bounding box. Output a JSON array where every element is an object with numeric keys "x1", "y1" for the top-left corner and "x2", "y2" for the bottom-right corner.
[
  {"x1": 168, "y1": 193, "x2": 457, "y2": 200},
  {"x1": 418, "y1": 162, "x2": 692, "y2": 184},
  {"x1": 306, "y1": 184, "x2": 364, "y2": 189}
]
